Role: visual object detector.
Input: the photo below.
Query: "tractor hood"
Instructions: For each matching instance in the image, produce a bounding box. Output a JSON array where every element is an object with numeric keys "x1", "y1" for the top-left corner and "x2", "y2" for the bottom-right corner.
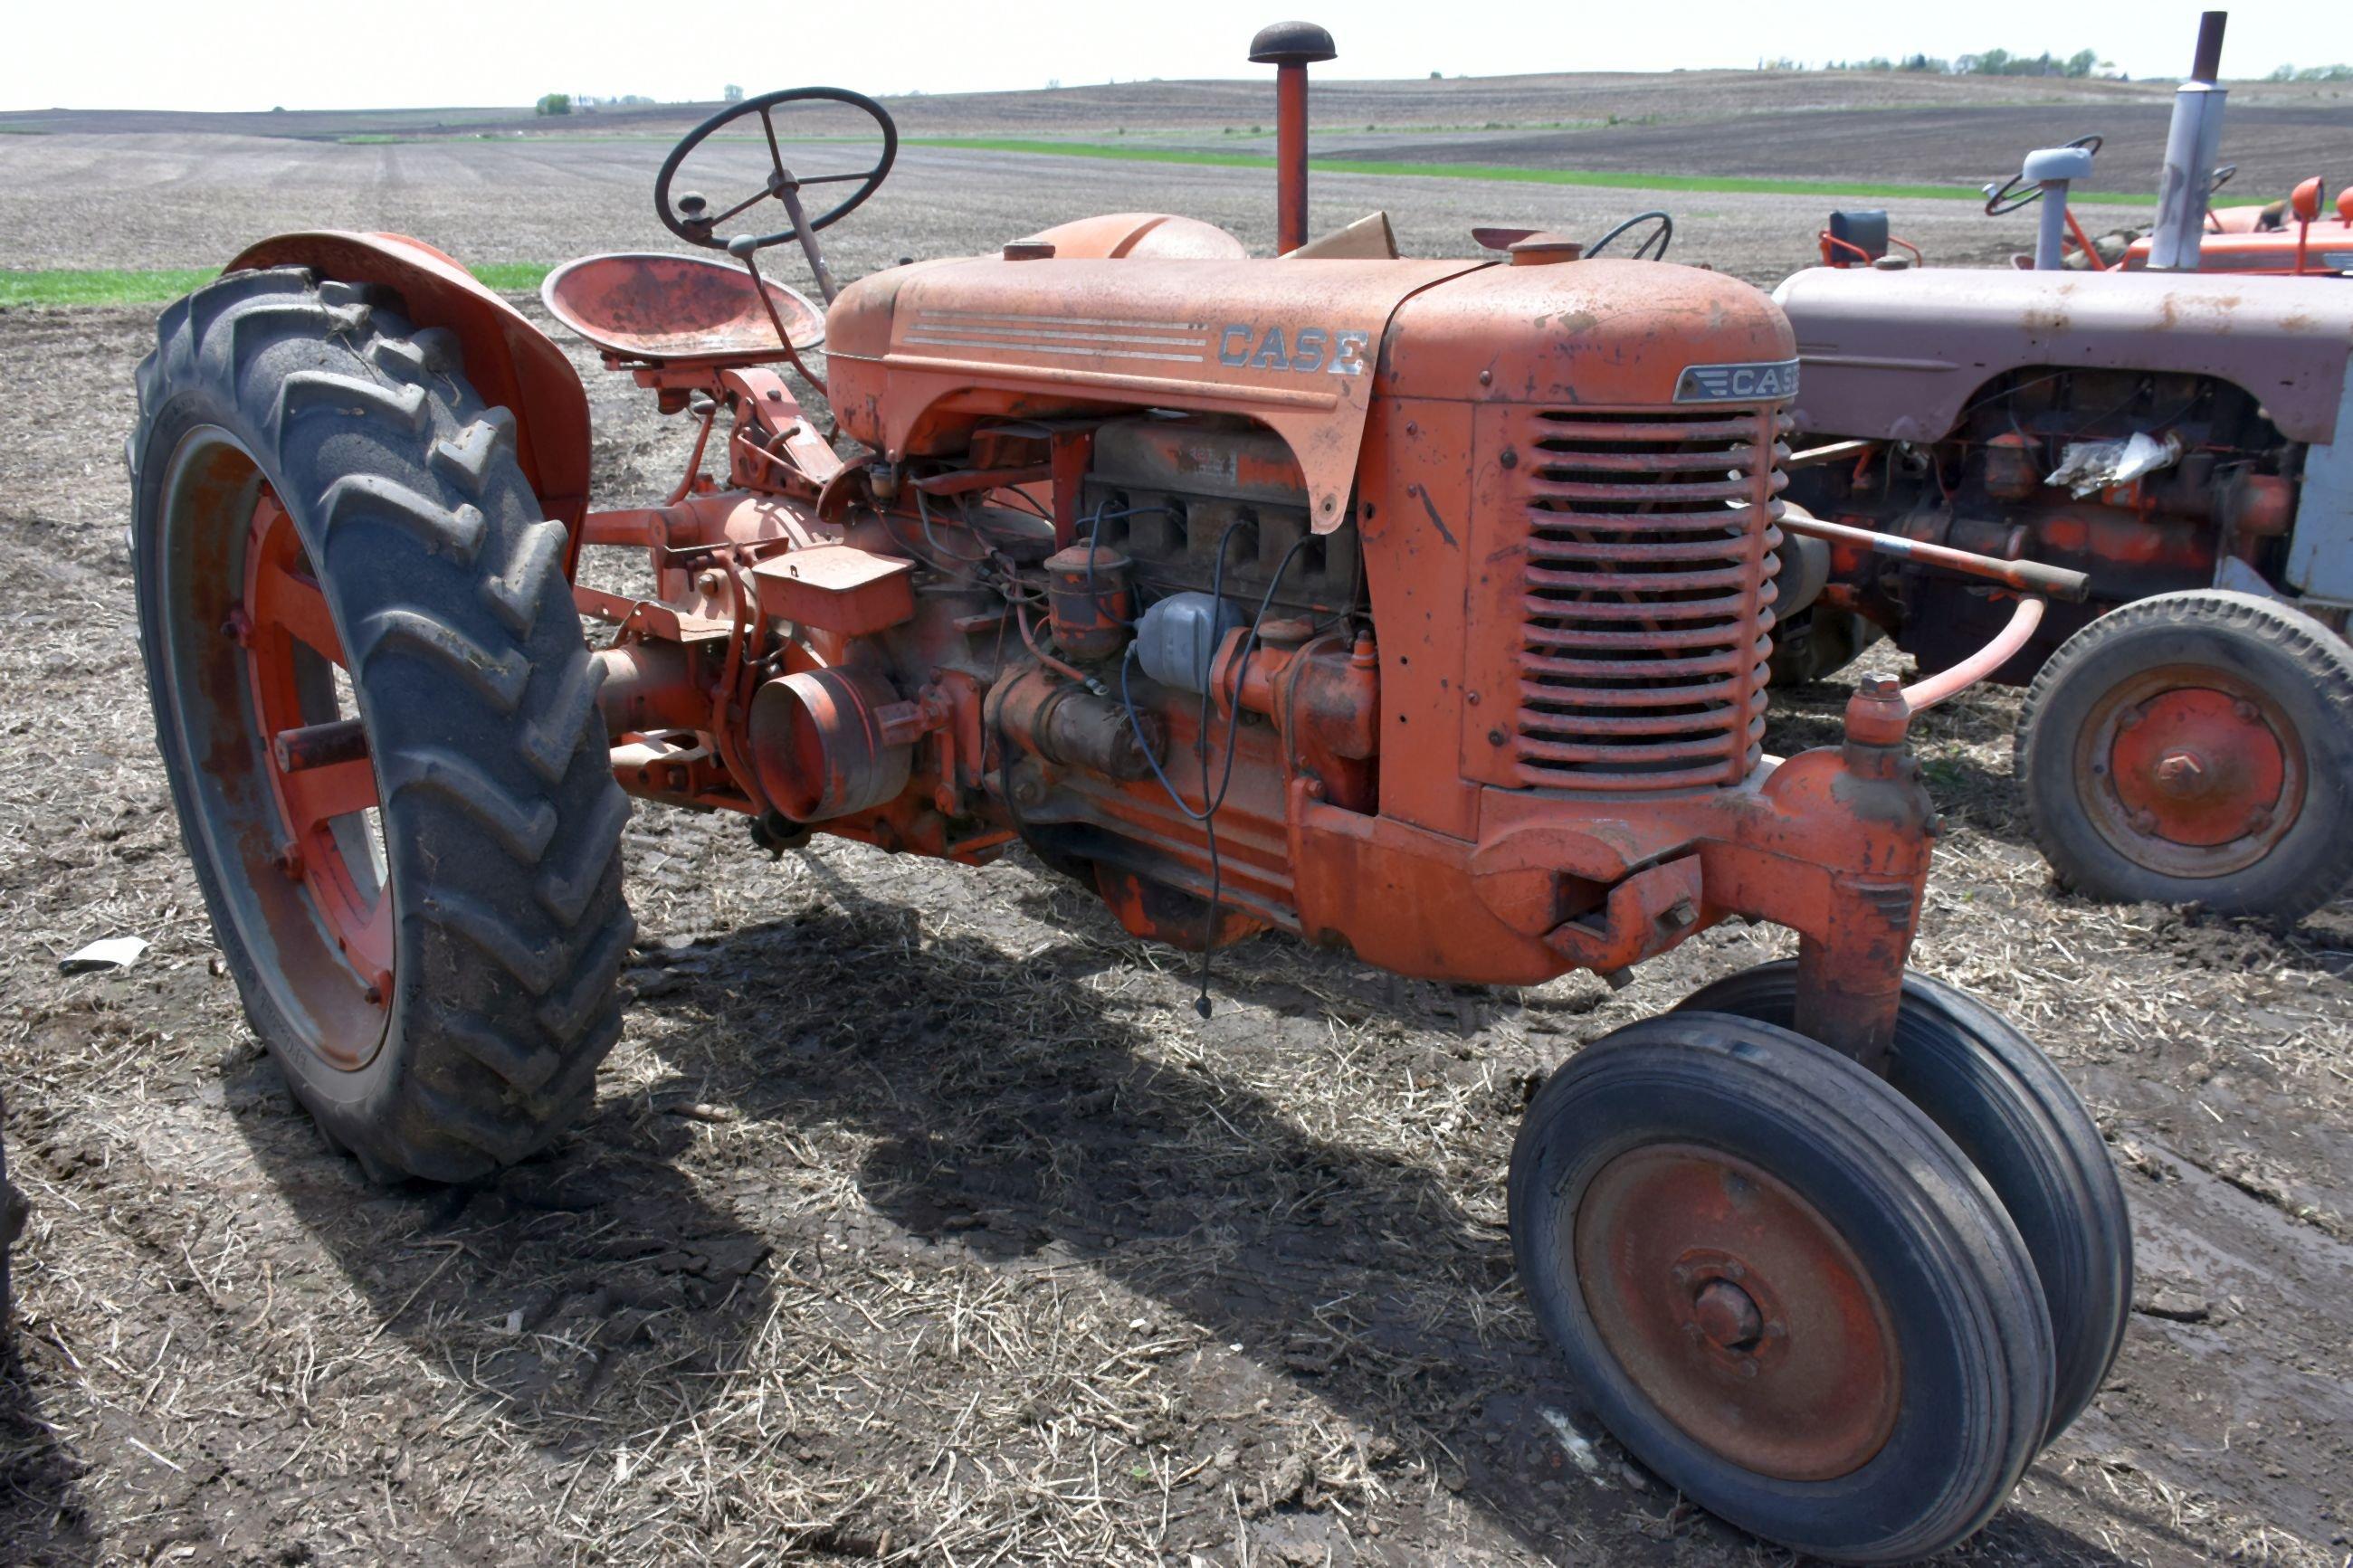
[
  {"x1": 1772, "y1": 266, "x2": 2353, "y2": 445},
  {"x1": 826, "y1": 253, "x2": 1793, "y2": 532},
  {"x1": 827, "y1": 255, "x2": 1485, "y2": 532}
]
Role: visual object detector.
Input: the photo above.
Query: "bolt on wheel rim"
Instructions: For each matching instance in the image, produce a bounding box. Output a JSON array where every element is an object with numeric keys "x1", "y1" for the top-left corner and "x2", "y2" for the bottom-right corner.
[
  {"x1": 1575, "y1": 1143, "x2": 1901, "y2": 1482},
  {"x1": 2077, "y1": 665, "x2": 2302, "y2": 879}
]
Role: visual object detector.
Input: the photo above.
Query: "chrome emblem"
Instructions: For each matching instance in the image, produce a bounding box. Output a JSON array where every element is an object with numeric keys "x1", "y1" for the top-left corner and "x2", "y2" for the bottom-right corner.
[{"x1": 1675, "y1": 359, "x2": 1800, "y2": 404}]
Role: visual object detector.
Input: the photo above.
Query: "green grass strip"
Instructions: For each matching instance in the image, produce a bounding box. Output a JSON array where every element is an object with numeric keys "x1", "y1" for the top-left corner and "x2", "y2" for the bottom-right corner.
[
  {"x1": 0, "y1": 261, "x2": 553, "y2": 309},
  {"x1": 909, "y1": 137, "x2": 2157, "y2": 206},
  {"x1": 0, "y1": 268, "x2": 216, "y2": 307}
]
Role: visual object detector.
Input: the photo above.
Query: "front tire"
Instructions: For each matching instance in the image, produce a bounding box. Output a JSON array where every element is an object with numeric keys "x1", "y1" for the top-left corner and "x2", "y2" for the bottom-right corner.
[
  {"x1": 1509, "y1": 1012, "x2": 2053, "y2": 1563},
  {"x1": 1677, "y1": 961, "x2": 2131, "y2": 1448},
  {"x1": 2016, "y1": 590, "x2": 2353, "y2": 923},
  {"x1": 131, "y1": 267, "x2": 634, "y2": 1183}
]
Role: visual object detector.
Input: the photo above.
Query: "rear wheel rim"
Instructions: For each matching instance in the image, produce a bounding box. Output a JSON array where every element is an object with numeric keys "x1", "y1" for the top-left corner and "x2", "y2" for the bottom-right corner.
[
  {"x1": 157, "y1": 430, "x2": 392, "y2": 1071},
  {"x1": 2076, "y1": 664, "x2": 2303, "y2": 878},
  {"x1": 1574, "y1": 1143, "x2": 1901, "y2": 1482}
]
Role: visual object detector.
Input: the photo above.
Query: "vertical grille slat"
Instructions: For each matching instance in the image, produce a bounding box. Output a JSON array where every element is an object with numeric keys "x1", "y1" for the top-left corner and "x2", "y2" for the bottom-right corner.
[{"x1": 1509, "y1": 404, "x2": 1786, "y2": 793}]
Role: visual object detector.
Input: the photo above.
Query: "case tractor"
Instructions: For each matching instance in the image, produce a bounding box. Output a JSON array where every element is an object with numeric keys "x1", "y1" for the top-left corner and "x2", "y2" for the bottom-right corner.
[
  {"x1": 127, "y1": 23, "x2": 2130, "y2": 1562},
  {"x1": 1778, "y1": 10, "x2": 2353, "y2": 923}
]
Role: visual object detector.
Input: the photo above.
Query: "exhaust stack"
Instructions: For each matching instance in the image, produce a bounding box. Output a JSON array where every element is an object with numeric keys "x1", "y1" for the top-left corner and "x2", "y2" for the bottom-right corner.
[
  {"x1": 1250, "y1": 21, "x2": 1337, "y2": 254},
  {"x1": 2148, "y1": 10, "x2": 2230, "y2": 271}
]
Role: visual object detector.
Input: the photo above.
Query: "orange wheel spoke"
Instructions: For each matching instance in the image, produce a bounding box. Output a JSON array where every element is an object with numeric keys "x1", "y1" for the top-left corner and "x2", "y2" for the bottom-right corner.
[
  {"x1": 251, "y1": 548, "x2": 344, "y2": 666},
  {"x1": 282, "y1": 756, "x2": 377, "y2": 834}
]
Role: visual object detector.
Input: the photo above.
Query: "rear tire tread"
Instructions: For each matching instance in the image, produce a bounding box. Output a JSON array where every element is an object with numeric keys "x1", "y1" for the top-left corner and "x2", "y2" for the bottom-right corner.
[{"x1": 133, "y1": 264, "x2": 631, "y2": 1183}]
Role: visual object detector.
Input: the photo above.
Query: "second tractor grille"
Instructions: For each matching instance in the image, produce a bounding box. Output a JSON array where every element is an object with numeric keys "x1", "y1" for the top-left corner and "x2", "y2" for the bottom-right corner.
[{"x1": 1510, "y1": 405, "x2": 1785, "y2": 792}]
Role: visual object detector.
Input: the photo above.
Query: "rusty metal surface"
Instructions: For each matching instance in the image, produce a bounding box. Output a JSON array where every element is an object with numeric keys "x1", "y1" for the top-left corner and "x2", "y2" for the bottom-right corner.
[
  {"x1": 542, "y1": 252, "x2": 825, "y2": 361},
  {"x1": 748, "y1": 666, "x2": 917, "y2": 822},
  {"x1": 747, "y1": 543, "x2": 914, "y2": 634},
  {"x1": 1499, "y1": 404, "x2": 1781, "y2": 793},
  {"x1": 241, "y1": 488, "x2": 393, "y2": 1046},
  {"x1": 570, "y1": 237, "x2": 1938, "y2": 1059},
  {"x1": 1772, "y1": 266, "x2": 2353, "y2": 444},
  {"x1": 1043, "y1": 543, "x2": 1133, "y2": 661},
  {"x1": 1782, "y1": 506, "x2": 2088, "y2": 601},
  {"x1": 1574, "y1": 1144, "x2": 1901, "y2": 1481}
]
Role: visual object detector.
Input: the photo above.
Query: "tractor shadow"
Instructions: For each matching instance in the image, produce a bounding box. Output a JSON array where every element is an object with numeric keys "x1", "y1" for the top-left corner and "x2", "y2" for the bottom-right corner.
[
  {"x1": 226, "y1": 1048, "x2": 779, "y2": 1515},
  {"x1": 623, "y1": 876, "x2": 2148, "y2": 1567},
  {"x1": 0, "y1": 1337, "x2": 102, "y2": 1567}
]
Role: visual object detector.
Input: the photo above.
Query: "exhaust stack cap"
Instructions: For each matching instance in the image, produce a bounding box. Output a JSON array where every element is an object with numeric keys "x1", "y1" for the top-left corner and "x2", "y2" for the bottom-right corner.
[
  {"x1": 2022, "y1": 146, "x2": 2094, "y2": 185},
  {"x1": 1249, "y1": 20, "x2": 1336, "y2": 64}
]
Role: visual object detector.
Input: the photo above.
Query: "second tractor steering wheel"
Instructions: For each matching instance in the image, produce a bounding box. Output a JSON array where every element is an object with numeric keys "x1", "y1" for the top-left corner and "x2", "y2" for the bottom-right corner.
[{"x1": 1984, "y1": 134, "x2": 2102, "y2": 216}]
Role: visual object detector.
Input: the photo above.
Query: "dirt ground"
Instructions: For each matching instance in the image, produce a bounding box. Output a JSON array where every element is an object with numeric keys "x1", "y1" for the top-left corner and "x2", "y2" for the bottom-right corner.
[
  {"x1": 2, "y1": 134, "x2": 2351, "y2": 1568},
  {"x1": 0, "y1": 134, "x2": 2143, "y2": 289}
]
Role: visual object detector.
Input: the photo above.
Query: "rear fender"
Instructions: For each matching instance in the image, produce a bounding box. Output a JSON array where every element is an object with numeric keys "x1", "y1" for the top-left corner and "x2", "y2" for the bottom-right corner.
[{"x1": 227, "y1": 231, "x2": 593, "y2": 572}]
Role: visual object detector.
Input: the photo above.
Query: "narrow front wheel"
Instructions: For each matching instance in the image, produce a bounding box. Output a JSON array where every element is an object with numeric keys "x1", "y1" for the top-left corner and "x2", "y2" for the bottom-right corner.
[
  {"x1": 1510, "y1": 1012, "x2": 2053, "y2": 1563},
  {"x1": 1678, "y1": 960, "x2": 2131, "y2": 1448}
]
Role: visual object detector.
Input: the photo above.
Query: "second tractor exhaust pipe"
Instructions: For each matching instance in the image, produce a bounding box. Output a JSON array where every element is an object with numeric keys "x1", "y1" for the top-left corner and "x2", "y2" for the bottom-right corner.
[
  {"x1": 1250, "y1": 21, "x2": 1337, "y2": 254},
  {"x1": 2148, "y1": 10, "x2": 2230, "y2": 271}
]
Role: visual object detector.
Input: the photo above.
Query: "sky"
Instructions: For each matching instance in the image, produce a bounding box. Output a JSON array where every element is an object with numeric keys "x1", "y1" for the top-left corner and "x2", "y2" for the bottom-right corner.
[{"x1": 5, "y1": 0, "x2": 2349, "y2": 112}]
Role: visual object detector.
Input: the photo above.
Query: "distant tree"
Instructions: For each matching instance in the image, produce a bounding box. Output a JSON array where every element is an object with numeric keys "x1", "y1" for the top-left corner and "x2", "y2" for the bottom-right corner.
[
  {"x1": 1429, "y1": 70, "x2": 1443, "y2": 79},
  {"x1": 537, "y1": 93, "x2": 570, "y2": 116},
  {"x1": 2065, "y1": 49, "x2": 2099, "y2": 77},
  {"x1": 1044, "y1": 78, "x2": 1062, "y2": 90},
  {"x1": 722, "y1": 84, "x2": 744, "y2": 102},
  {"x1": 1900, "y1": 53, "x2": 1950, "y2": 73}
]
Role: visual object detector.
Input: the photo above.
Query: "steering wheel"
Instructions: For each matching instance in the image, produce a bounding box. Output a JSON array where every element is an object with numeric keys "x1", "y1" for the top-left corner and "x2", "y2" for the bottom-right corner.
[
  {"x1": 1984, "y1": 134, "x2": 2101, "y2": 216},
  {"x1": 654, "y1": 87, "x2": 898, "y2": 252},
  {"x1": 1586, "y1": 210, "x2": 1673, "y2": 261}
]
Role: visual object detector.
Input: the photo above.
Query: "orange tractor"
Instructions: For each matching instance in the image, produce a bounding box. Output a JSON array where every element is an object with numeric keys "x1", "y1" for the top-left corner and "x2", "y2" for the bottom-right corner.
[{"x1": 128, "y1": 24, "x2": 2129, "y2": 1561}]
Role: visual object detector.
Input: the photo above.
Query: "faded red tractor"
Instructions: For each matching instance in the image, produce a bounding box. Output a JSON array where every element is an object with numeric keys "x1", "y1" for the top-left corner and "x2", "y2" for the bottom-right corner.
[
  {"x1": 128, "y1": 25, "x2": 2129, "y2": 1562},
  {"x1": 1773, "y1": 14, "x2": 2353, "y2": 923}
]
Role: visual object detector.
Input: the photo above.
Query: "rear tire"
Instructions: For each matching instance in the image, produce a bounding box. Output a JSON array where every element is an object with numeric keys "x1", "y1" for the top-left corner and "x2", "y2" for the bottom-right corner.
[
  {"x1": 1510, "y1": 1012, "x2": 2053, "y2": 1563},
  {"x1": 2017, "y1": 590, "x2": 2353, "y2": 923},
  {"x1": 131, "y1": 267, "x2": 634, "y2": 1183},
  {"x1": 1677, "y1": 961, "x2": 2131, "y2": 1448}
]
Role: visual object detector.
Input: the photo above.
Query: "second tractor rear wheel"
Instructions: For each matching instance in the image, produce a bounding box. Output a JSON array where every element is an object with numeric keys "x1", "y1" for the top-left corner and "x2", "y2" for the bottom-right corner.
[
  {"x1": 1510, "y1": 1012, "x2": 2053, "y2": 1563},
  {"x1": 2016, "y1": 589, "x2": 2353, "y2": 923}
]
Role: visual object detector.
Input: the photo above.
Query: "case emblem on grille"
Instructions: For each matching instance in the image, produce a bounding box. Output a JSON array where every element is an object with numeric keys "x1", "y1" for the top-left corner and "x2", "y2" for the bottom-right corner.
[{"x1": 1674, "y1": 360, "x2": 1800, "y2": 404}]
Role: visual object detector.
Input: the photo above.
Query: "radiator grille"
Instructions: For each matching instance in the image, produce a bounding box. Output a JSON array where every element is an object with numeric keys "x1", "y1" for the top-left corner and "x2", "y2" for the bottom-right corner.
[{"x1": 1510, "y1": 406, "x2": 1785, "y2": 792}]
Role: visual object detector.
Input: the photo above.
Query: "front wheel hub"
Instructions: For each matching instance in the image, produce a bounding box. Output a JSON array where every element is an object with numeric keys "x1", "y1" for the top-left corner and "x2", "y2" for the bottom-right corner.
[{"x1": 1576, "y1": 1144, "x2": 1900, "y2": 1481}]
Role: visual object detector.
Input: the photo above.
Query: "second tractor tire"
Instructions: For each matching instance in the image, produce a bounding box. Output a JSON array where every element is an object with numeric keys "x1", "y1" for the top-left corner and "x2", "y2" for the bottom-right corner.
[{"x1": 2016, "y1": 589, "x2": 2353, "y2": 923}]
